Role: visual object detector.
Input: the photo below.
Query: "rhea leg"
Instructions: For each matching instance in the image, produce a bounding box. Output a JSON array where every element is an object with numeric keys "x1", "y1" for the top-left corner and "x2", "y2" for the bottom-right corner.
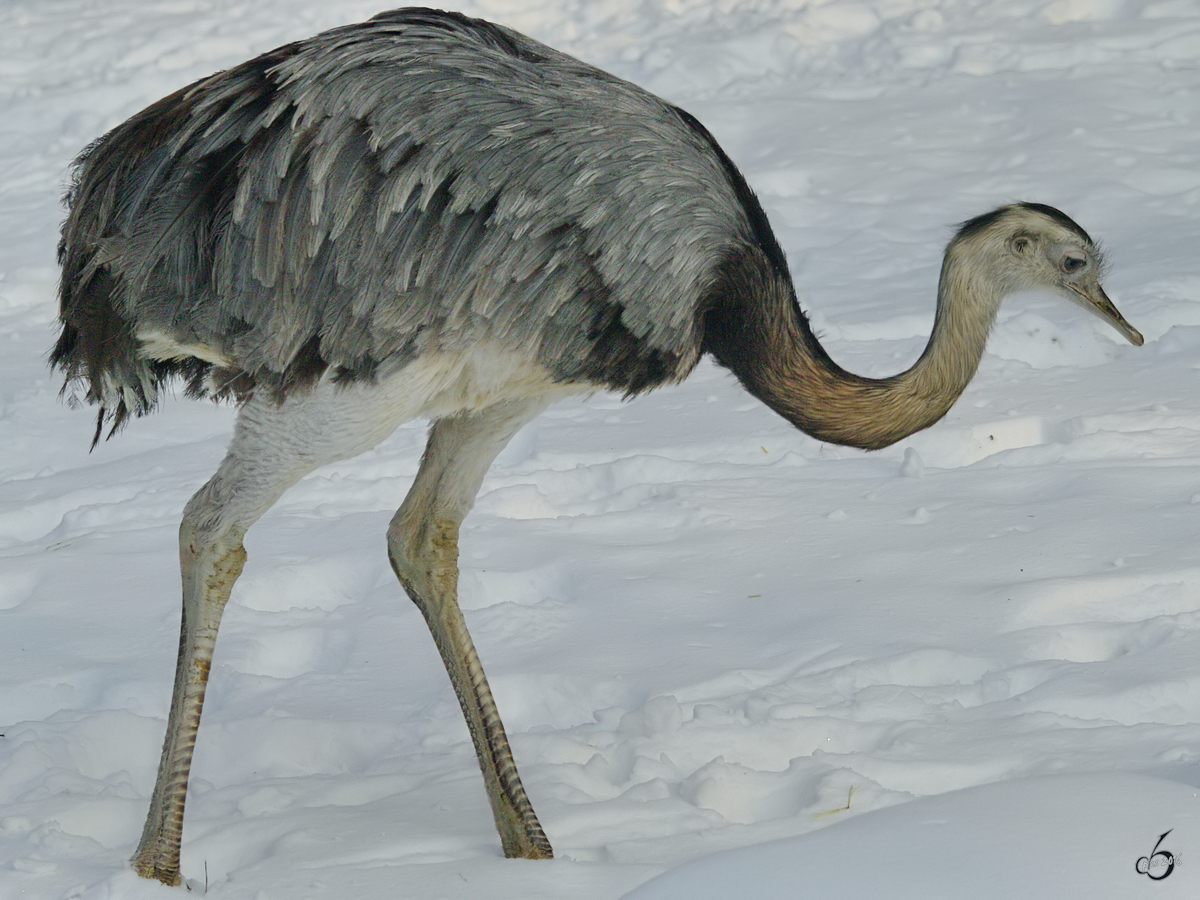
[
  {"x1": 132, "y1": 476, "x2": 253, "y2": 884},
  {"x1": 388, "y1": 397, "x2": 552, "y2": 859},
  {"x1": 133, "y1": 383, "x2": 418, "y2": 884}
]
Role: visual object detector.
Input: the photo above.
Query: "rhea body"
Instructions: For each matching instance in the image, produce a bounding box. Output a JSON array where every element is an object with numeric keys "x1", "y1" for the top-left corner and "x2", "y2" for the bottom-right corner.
[{"x1": 52, "y1": 8, "x2": 1142, "y2": 886}]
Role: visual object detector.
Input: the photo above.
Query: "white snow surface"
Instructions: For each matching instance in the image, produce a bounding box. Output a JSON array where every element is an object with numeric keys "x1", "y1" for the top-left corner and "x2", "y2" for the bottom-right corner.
[
  {"x1": 626, "y1": 773, "x2": 1200, "y2": 898},
  {"x1": 2, "y1": 1, "x2": 1200, "y2": 898}
]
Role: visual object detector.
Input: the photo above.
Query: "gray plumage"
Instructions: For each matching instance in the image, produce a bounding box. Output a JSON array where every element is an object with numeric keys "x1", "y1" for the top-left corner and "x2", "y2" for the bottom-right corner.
[
  {"x1": 52, "y1": 7, "x2": 1143, "y2": 887},
  {"x1": 54, "y1": 8, "x2": 769, "y2": 440}
]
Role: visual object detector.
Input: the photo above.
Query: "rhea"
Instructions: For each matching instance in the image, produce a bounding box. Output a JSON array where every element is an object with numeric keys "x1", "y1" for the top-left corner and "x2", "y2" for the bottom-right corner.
[{"x1": 52, "y1": 8, "x2": 1142, "y2": 886}]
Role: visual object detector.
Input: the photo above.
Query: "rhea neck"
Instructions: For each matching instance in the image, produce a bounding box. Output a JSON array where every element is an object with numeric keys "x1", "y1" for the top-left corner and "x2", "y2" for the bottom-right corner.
[{"x1": 703, "y1": 240, "x2": 1004, "y2": 451}]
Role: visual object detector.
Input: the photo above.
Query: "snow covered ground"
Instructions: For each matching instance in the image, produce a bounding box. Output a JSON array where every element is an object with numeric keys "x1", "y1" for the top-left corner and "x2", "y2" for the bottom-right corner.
[{"x1": 2, "y1": 0, "x2": 1200, "y2": 897}]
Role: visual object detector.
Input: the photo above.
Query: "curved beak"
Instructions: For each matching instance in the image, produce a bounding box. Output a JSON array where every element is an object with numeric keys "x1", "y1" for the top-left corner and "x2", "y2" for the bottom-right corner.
[{"x1": 1068, "y1": 276, "x2": 1144, "y2": 346}]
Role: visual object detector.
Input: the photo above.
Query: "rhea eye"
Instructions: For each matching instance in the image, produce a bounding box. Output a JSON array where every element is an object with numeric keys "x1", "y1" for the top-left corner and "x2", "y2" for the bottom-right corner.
[{"x1": 1061, "y1": 255, "x2": 1086, "y2": 274}]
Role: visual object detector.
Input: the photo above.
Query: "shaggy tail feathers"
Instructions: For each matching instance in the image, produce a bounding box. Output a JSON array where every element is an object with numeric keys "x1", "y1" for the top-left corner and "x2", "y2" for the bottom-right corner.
[{"x1": 51, "y1": 260, "x2": 162, "y2": 448}]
